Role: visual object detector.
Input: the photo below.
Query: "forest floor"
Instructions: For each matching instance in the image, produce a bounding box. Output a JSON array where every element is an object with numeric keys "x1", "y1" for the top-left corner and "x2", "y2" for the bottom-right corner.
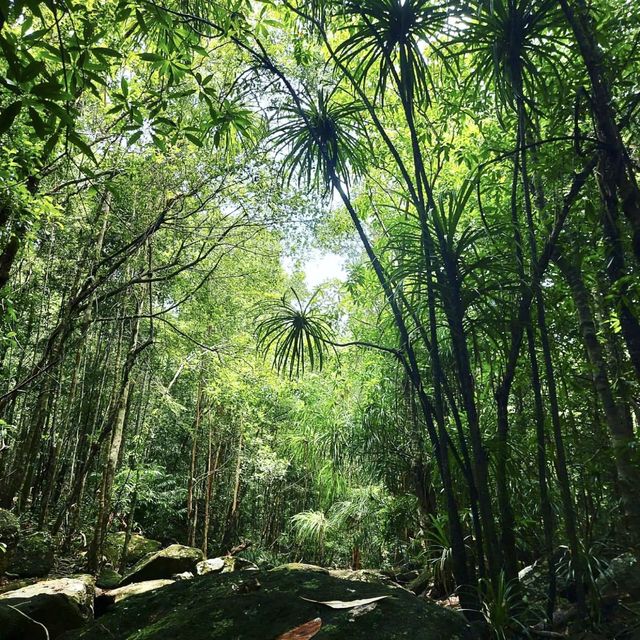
[{"x1": 2, "y1": 542, "x2": 640, "y2": 639}]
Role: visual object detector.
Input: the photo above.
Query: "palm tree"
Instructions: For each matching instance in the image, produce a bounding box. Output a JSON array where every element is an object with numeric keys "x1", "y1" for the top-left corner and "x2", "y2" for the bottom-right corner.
[
  {"x1": 265, "y1": 79, "x2": 476, "y2": 608},
  {"x1": 459, "y1": 0, "x2": 583, "y2": 615}
]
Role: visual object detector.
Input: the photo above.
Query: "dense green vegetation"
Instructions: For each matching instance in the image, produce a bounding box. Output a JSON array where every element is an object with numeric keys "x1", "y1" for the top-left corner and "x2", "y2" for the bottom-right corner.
[{"x1": 1, "y1": 0, "x2": 640, "y2": 636}]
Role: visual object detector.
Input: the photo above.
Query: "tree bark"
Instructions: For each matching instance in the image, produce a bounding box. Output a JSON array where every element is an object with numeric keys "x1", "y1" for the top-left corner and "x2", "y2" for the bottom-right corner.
[
  {"x1": 87, "y1": 311, "x2": 150, "y2": 572},
  {"x1": 555, "y1": 251, "x2": 640, "y2": 544}
]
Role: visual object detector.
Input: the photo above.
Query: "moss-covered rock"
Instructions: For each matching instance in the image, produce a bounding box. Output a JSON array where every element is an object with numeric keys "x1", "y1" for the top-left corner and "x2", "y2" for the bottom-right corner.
[
  {"x1": 8, "y1": 530, "x2": 55, "y2": 577},
  {"x1": 97, "y1": 567, "x2": 123, "y2": 589},
  {"x1": 0, "y1": 574, "x2": 94, "y2": 639},
  {"x1": 597, "y1": 553, "x2": 640, "y2": 599},
  {"x1": 120, "y1": 544, "x2": 203, "y2": 585},
  {"x1": 98, "y1": 579, "x2": 175, "y2": 607},
  {"x1": 196, "y1": 556, "x2": 257, "y2": 576},
  {"x1": 328, "y1": 569, "x2": 395, "y2": 586},
  {"x1": 104, "y1": 532, "x2": 161, "y2": 567},
  {"x1": 196, "y1": 557, "x2": 225, "y2": 575},
  {"x1": 271, "y1": 562, "x2": 329, "y2": 573},
  {"x1": 64, "y1": 569, "x2": 471, "y2": 640}
]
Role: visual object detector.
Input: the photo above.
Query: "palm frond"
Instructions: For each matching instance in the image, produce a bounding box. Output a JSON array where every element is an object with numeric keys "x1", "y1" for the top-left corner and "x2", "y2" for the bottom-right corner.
[
  {"x1": 457, "y1": 0, "x2": 567, "y2": 115},
  {"x1": 256, "y1": 289, "x2": 336, "y2": 378},
  {"x1": 269, "y1": 87, "x2": 367, "y2": 191},
  {"x1": 335, "y1": 0, "x2": 450, "y2": 105}
]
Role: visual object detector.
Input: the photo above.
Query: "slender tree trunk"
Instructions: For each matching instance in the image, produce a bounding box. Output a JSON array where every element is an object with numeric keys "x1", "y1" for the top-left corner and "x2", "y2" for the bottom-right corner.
[
  {"x1": 187, "y1": 369, "x2": 204, "y2": 548},
  {"x1": 202, "y1": 431, "x2": 221, "y2": 556},
  {"x1": 560, "y1": 0, "x2": 640, "y2": 262},
  {"x1": 119, "y1": 470, "x2": 140, "y2": 574},
  {"x1": 555, "y1": 252, "x2": 640, "y2": 543},
  {"x1": 526, "y1": 322, "x2": 557, "y2": 620},
  {"x1": 88, "y1": 310, "x2": 149, "y2": 572},
  {"x1": 519, "y1": 94, "x2": 586, "y2": 617}
]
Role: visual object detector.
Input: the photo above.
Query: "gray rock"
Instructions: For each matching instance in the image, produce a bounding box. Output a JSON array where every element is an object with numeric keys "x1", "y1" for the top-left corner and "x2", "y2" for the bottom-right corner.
[
  {"x1": 120, "y1": 544, "x2": 203, "y2": 585},
  {"x1": 196, "y1": 555, "x2": 257, "y2": 575},
  {"x1": 0, "y1": 574, "x2": 94, "y2": 639},
  {"x1": 96, "y1": 567, "x2": 122, "y2": 589},
  {"x1": 100, "y1": 579, "x2": 174, "y2": 605},
  {"x1": 329, "y1": 568, "x2": 395, "y2": 585},
  {"x1": 103, "y1": 532, "x2": 161, "y2": 567},
  {"x1": 64, "y1": 568, "x2": 473, "y2": 640},
  {"x1": 518, "y1": 547, "x2": 573, "y2": 604},
  {"x1": 596, "y1": 553, "x2": 640, "y2": 598},
  {"x1": 172, "y1": 571, "x2": 194, "y2": 580},
  {"x1": 196, "y1": 557, "x2": 225, "y2": 575},
  {"x1": 271, "y1": 562, "x2": 329, "y2": 573}
]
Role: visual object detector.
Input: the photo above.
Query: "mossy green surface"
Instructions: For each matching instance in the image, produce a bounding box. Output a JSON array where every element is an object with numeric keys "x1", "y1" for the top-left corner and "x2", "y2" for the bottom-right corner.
[
  {"x1": 120, "y1": 544, "x2": 203, "y2": 585},
  {"x1": 104, "y1": 533, "x2": 162, "y2": 567},
  {"x1": 0, "y1": 508, "x2": 19, "y2": 546},
  {"x1": 8, "y1": 530, "x2": 54, "y2": 577},
  {"x1": 65, "y1": 569, "x2": 471, "y2": 640}
]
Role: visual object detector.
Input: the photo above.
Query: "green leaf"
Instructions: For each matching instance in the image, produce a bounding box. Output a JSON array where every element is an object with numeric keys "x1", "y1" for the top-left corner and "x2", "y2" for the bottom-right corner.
[
  {"x1": 0, "y1": 101, "x2": 23, "y2": 135},
  {"x1": 30, "y1": 81, "x2": 65, "y2": 99},
  {"x1": 68, "y1": 131, "x2": 97, "y2": 163},
  {"x1": 42, "y1": 100, "x2": 75, "y2": 126},
  {"x1": 139, "y1": 52, "x2": 164, "y2": 62},
  {"x1": 28, "y1": 106, "x2": 47, "y2": 138},
  {"x1": 127, "y1": 130, "x2": 143, "y2": 145},
  {"x1": 21, "y1": 60, "x2": 46, "y2": 83},
  {"x1": 185, "y1": 132, "x2": 203, "y2": 147},
  {"x1": 92, "y1": 47, "x2": 122, "y2": 58}
]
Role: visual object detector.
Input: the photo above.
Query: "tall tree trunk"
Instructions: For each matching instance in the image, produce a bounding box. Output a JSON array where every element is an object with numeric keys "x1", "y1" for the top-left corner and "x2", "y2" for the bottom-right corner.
[
  {"x1": 87, "y1": 310, "x2": 150, "y2": 572},
  {"x1": 555, "y1": 252, "x2": 640, "y2": 543},
  {"x1": 519, "y1": 93, "x2": 586, "y2": 617},
  {"x1": 187, "y1": 368, "x2": 205, "y2": 548},
  {"x1": 560, "y1": 0, "x2": 640, "y2": 262},
  {"x1": 202, "y1": 431, "x2": 221, "y2": 556}
]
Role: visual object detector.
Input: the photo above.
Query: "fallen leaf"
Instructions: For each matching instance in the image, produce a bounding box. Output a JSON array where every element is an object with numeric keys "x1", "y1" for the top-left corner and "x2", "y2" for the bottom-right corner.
[
  {"x1": 276, "y1": 617, "x2": 322, "y2": 639},
  {"x1": 300, "y1": 595, "x2": 388, "y2": 609}
]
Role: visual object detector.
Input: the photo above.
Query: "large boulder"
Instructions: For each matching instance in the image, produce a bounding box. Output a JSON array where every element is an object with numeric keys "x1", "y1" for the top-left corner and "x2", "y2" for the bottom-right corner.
[
  {"x1": 103, "y1": 532, "x2": 161, "y2": 567},
  {"x1": 103, "y1": 579, "x2": 175, "y2": 604},
  {"x1": 96, "y1": 567, "x2": 122, "y2": 589},
  {"x1": 95, "y1": 579, "x2": 175, "y2": 616},
  {"x1": 519, "y1": 548, "x2": 574, "y2": 604},
  {"x1": 63, "y1": 568, "x2": 471, "y2": 640},
  {"x1": 271, "y1": 562, "x2": 329, "y2": 573},
  {"x1": 596, "y1": 553, "x2": 640, "y2": 599},
  {"x1": 120, "y1": 544, "x2": 203, "y2": 585},
  {"x1": 329, "y1": 568, "x2": 395, "y2": 586},
  {"x1": 0, "y1": 574, "x2": 94, "y2": 639},
  {"x1": 8, "y1": 530, "x2": 55, "y2": 577},
  {"x1": 196, "y1": 555, "x2": 258, "y2": 576}
]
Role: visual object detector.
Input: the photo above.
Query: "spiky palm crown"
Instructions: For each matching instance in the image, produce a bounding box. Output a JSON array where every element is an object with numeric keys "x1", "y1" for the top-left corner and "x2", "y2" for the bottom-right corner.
[
  {"x1": 256, "y1": 290, "x2": 335, "y2": 378},
  {"x1": 458, "y1": 0, "x2": 566, "y2": 113},
  {"x1": 335, "y1": 0, "x2": 450, "y2": 105},
  {"x1": 269, "y1": 88, "x2": 366, "y2": 191}
]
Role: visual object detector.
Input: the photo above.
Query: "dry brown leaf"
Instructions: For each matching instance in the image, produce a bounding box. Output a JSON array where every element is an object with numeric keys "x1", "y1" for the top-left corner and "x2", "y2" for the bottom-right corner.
[
  {"x1": 276, "y1": 617, "x2": 322, "y2": 640},
  {"x1": 300, "y1": 595, "x2": 388, "y2": 609}
]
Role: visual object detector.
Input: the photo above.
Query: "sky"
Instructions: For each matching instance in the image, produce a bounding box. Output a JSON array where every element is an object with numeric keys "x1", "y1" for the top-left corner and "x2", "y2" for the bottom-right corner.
[
  {"x1": 281, "y1": 250, "x2": 348, "y2": 290},
  {"x1": 304, "y1": 251, "x2": 347, "y2": 288}
]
